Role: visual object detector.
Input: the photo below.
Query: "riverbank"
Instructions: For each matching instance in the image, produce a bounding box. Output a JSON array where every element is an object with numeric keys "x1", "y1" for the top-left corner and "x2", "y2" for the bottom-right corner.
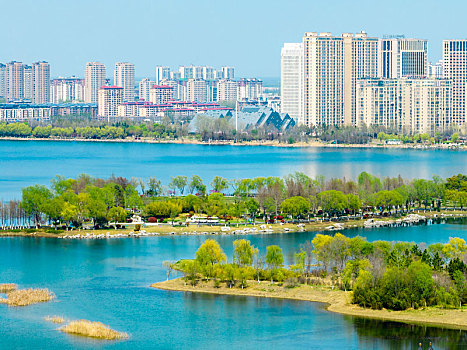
[
  {"x1": 152, "y1": 278, "x2": 467, "y2": 331},
  {"x1": 1, "y1": 136, "x2": 464, "y2": 150},
  {"x1": 1, "y1": 211, "x2": 465, "y2": 239}
]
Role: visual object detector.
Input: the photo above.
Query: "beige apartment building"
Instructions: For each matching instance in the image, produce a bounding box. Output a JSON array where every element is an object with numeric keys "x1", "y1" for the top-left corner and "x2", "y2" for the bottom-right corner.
[
  {"x1": 356, "y1": 78, "x2": 451, "y2": 134},
  {"x1": 31, "y1": 61, "x2": 50, "y2": 104},
  {"x1": 98, "y1": 86, "x2": 123, "y2": 118},
  {"x1": 114, "y1": 62, "x2": 135, "y2": 102},
  {"x1": 4, "y1": 61, "x2": 25, "y2": 101},
  {"x1": 302, "y1": 32, "x2": 379, "y2": 127},
  {"x1": 85, "y1": 62, "x2": 106, "y2": 103}
]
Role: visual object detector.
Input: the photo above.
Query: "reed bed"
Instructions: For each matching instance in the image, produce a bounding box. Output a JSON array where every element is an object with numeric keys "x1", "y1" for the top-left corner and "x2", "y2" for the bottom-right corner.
[
  {"x1": 44, "y1": 315, "x2": 65, "y2": 324},
  {"x1": 60, "y1": 320, "x2": 128, "y2": 340},
  {"x1": 0, "y1": 288, "x2": 55, "y2": 306},
  {"x1": 0, "y1": 283, "x2": 17, "y2": 293}
]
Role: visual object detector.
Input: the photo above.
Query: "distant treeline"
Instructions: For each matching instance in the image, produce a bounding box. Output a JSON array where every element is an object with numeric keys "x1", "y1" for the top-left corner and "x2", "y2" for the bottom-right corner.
[
  {"x1": 171, "y1": 235, "x2": 467, "y2": 311},
  {"x1": 0, "y1": 117, "x2": 463, "y2": 144},
  {"x1": 2, "y1": 172, "x2": 466, "y2": 229}
]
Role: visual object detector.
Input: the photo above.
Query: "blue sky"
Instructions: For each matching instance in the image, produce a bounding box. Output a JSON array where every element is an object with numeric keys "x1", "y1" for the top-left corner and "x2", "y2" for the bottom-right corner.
[{"x1": 1, "y1": 0, "x2": 465, "y2": 79}]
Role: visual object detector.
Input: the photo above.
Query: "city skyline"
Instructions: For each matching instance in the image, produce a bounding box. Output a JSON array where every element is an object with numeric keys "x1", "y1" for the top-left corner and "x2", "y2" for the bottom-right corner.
[{"x1": 1, "y1": 0, "x2": 467, "y2": 78}]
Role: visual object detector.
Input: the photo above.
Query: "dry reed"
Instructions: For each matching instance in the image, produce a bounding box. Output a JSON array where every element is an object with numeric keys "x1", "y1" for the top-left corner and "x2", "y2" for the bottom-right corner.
[
  {"x1": 60, "y1": 320, "x2": 128, "y2": 340},
  {"x1": 0, "y1": 283, "x2": 17, "y2": 293},
  {"x1": 0, "y1": 288, "x2": 55, "y2": 306},
  {"x1": 44, "y1": 315, "x2": 65, "y2": 324}
]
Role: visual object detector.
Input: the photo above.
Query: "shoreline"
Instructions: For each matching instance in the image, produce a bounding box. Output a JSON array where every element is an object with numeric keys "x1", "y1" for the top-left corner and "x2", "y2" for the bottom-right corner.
[
  {"x1": 1, "y1": 212, "x2": 465, "y2": 240},
  {"x1": 152, "y1": 278, "x2": 467, "y2": 331},
  {"x1": 0, "y1": 136, "x2": 464, "y2": 150}
]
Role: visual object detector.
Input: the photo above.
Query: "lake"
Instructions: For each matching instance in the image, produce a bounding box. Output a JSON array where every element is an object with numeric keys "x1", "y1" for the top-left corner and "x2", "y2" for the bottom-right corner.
[
  {"x1": 1, "y1": 221, "x2": 466, "y2": 349},
  {"x1": 0, "y1": 140, "x2": 466, "y2": 199}
]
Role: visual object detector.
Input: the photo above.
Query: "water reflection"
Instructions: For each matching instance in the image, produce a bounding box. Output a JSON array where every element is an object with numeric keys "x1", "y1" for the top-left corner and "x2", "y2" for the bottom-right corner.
[{"x1": 350, "y1": 317, "x2": 467, "y2": 350}]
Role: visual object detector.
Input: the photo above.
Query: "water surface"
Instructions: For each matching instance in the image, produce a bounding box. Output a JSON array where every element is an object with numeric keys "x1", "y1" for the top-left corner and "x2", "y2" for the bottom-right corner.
[
  {"x1": 1, "y1": 221, "x2": 466, "y2": 349},
  {"x1": 0, "y1": 140, "x2": 466, "y2": 199}
]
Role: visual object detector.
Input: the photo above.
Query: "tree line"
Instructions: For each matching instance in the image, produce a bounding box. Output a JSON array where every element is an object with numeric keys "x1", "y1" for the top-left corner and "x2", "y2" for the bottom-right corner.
[
  {"x1": 5, "y1": 172, "x2": 466, "y2": 230},
  {"x1": 0, "y1": 118, "x2": 463, "y2": 144},
  {"x1": 168, "y1": 236, "x2": 467, "y2": 311}
]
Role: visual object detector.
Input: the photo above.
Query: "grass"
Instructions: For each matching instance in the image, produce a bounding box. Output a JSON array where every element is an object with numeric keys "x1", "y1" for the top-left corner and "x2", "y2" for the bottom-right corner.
[
  {"x1": 153, "y1": 278, "x2": 467, "y2": 331},
  {"x1": 0, "y1": 283, "x2": 17, "y2": 293},
  {"x1": 60, "y1": 320, "x2": 128, "y2": 340},
  {"x1": 44, "y1": 315, "x2": 65, "y2": 324},
  {"x1": 0, "y1": 288, "x2": 55, "y2": 306}
]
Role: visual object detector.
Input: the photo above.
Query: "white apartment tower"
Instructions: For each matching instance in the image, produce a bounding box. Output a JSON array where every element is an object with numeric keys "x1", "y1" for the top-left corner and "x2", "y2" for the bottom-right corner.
[
  {"x1": 31, "y1": 61, "x2": 50, "y2": 104},
  {"x1": 51, "y1": 77, "x2": 84, "y2": 103},
  {"x1": 23, "y1": 65, "x2": 32, "y2": 100},
  {"x1": 218, "y1": 79, "x2": 238, "y2": 101},
  {"x1": 98, "y1": 86, "x2": 123, "y2": 118},
  {"x1": 155, "y1": 66, "x2": 170, "y2": 85},
  {"x1": 85, "y1": 62, "x2": 106, "y2": 103},
  {"x1": 221, "y1": 66, "x2": 235, "y2": 79},
  {"x1": 149, "y1": 85, "x2": 174, "y2": 104},
  {"x1": 428, "y1": 60, "x2": 443, "y2": 78},
  {"x1": 281, "y1": 43, "x2": 304, "y2": 124},
  {"x1": 114, "y1": 62, "x2": 135, "y2": 102},
  {"x1": 443, "y1": 39, "x2": 467, "y2": 125},
  {"x1": 139, "y1": 78, "x2": 155, "y2": 101},
  {"x1": 379, "y1": 37, "x2": 428, "y2": 79},
  {"x1": 186, "y1": 79, "x2": 208, "y2": 102},
  {"x1": 5, "y1": 61, "x2": 25, "y2": 101},
  {"x1": 303, "y1": 32, "x2": 379, "y2": 126}
]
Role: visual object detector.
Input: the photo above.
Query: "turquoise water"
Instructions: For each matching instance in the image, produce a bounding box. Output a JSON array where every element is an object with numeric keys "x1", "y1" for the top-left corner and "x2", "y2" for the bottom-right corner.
[
  {"x1": 1, "y1": 221, "x2": 466, "y2": 349},
  {"x1": 0, "y1": 140, "x2": 466, "y2": 199}
]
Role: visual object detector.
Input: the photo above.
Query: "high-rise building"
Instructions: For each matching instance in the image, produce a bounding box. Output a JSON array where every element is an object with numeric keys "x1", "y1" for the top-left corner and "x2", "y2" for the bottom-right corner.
[
  {"x1": 218, "y1": 79, "x2": 238, "y2": 101},
  {"x1": 186, "y1": 79, "x2": 208, "y2": 102},
  {"x1": 221, "y1": 66, "x2": 235, "y2": 79},
  {"x1": 84, "y1": 62, "x2": 106, "y2": 103},
  {"x1": 202, "y1": 67, "x2": 215, "y2": 80},
  {"x1": 379, "y1": 37, "x2": 428, "y2": 79},
  {"x1": 139, "y1": 78, "x2": 155, "y2": 101},
  {"x1": 155, "y1": 66, "x2": 170, "y2": 85},
  {"x1": 31, "y1": 61, "x2": 50, "y2": 104},
  {"x1": 302, "y1": 32, "x2": 379, "y2": 126},
  {"x1": 179, "y1": 66, "x2": 203, "y2": 80},
  {"x1": 0, "y1": 64, "x2": 5, "y2": 98},
  {"x1": 280, "y1": 43, "x2": 304, "y2": 124},
  {"x1": 5, "y1": 61, "x2": 25, "y2": 102},
  {"x1": 238, "y1": 78, "x2": 263, "y2": 101},
  {"x1": 114, "y1": 62, "x2": 135, "y2": 102},
  {"x1": 23, "y1": 65, "x2": 32, "y2": 100},
  {"x1": 98, "y1": 86, "x2": 123, "y2": 118},
  {"x1": 356, "y1": 78, "x2": 451, "y2": 134},
  {"x1": 443, "y1": 39, "x2": 467, "y2": 125},
  {"x1": 51, "y1": 77, "x2": 84, "y2": 103},
  {"x1": 149, "y1": 85, "x2": 174, "y2": 104},
  {"x1": 428, "y1": 60, "x2": 443, "y2": 78}
]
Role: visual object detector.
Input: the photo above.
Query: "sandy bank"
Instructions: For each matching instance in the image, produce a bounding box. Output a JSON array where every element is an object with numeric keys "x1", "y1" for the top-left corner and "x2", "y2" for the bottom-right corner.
[
  {"x1": 152, "y1": 278, "x2": 467, "y2": 331},
  {"x1": 1, "y1": 211, "x2": 465, "y2": 239},
  {"x1": 0, "y1": 136, "x2": 464, "y2": 150}
]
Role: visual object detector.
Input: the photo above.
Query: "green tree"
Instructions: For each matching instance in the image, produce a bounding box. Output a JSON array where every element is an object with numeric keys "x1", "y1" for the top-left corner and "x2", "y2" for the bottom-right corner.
[
  {"x1": 21, "y1": 185, "x2": 53, "y2": 226},
  {"x1": 211, "y1": 176, "x2": 229, "y2": 193},
  {"x1": 195, "y1": 239, "x2": 227, "y2": 278},
  {"x1": 318, "y1": 190, "x2": 347, "y2": 217},
  {"x1": 233, "y1": 239, "x2": 258, "y2": 266},
  {"x1": 107, "y1": 206, "x2": 127, "y2": 223},
  {"x1": 169, "y1": 175, "x2": 188, "y2": 195},
  {"x1": 265, "y1": 245, "x2": 284, "y2": 279},
  {"x1": 188, "y1": 175, "x2": 206, "y2": 195},
  {"x1": 280, "y1": 196, "x2": 310, "y2": 219}
]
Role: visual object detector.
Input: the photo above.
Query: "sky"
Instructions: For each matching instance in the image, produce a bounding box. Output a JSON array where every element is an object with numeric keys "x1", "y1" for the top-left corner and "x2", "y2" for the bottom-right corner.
[{"x1": 1, "y1": 0, "x2": 466, "y2": 79}]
